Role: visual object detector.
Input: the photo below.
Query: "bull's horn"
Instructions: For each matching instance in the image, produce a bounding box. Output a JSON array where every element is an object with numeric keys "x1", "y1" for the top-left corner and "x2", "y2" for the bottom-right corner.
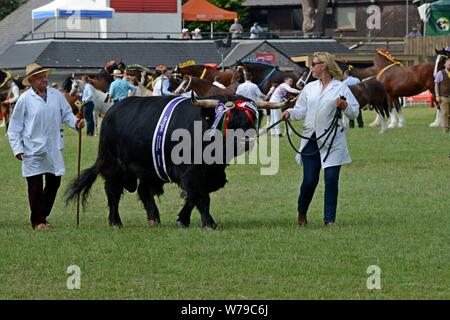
[
  {"x1": 190, "y1": 92, "x2": 220, "y2": 108},
  {"x1": 254, "y1": 100, "x2": 287, "y2": 109}
]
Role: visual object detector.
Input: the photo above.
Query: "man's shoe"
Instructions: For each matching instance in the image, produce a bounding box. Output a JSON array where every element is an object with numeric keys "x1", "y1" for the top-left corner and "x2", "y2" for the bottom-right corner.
[
  {"x1": 298, "y1": 213, "x2": 307, "y2": 226},
  {"x1": 324, "y1": 221, "x2": 336, "y2": 228}
]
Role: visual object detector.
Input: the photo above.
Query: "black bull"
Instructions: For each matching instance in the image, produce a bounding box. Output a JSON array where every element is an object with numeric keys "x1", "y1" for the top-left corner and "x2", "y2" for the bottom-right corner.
[{"x1": 65, "y1": 95, "x2": 282, "y2": 229}]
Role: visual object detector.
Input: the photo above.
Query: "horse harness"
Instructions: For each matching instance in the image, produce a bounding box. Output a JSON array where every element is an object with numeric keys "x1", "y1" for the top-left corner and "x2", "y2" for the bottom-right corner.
[{"x1": 375, "y1": 61, "x2": 404, "y2": 81}]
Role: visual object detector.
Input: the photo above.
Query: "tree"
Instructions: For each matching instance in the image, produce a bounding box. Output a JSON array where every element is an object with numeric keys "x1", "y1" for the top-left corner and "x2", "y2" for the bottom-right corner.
[
  {"x1": 0, "y1": 0, "x2": 27, "y2": 21},
  {"x1": 181, "y1": 0, "x2": 249, "y2": 34},
  {"x1": 301, "y1": 0, "x2": 327, "y2": 34}
]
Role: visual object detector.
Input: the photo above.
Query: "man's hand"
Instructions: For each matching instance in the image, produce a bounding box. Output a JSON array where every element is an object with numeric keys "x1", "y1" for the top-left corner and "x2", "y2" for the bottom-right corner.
[
  {"x1": 76, "y1": 119, "x2": 85, "y2": 129},
  {"x1": 436, "y1": 96, "x2": 441, "y2": 103},
  {"x1": 281, "y1": 110, "x2": 290, "y2": 120},
  {"x1": 16, "y1": 153, "x2": 23, "y2": 161}
]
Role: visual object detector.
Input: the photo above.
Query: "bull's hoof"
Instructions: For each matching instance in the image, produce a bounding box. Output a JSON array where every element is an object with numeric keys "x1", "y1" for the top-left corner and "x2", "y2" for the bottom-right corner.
[
  {"x1": 176, "y1": 220, "x2": 189, "y2": 229},
  {"x1": 147, "y1": 219, "x2": 160, "y2": 227},
  {"x1": 202, "y1": 223, "x2": 218, "y2": 230}
]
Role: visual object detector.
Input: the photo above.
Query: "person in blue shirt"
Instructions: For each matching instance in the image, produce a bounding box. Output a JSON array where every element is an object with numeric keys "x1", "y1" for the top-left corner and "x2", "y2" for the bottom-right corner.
[
  {"x1": 108, "y1": 69, "x2": 136, "y2": 103},
  {"x1": 342, "y1": 70, "x2": 364, "y2": 128}
]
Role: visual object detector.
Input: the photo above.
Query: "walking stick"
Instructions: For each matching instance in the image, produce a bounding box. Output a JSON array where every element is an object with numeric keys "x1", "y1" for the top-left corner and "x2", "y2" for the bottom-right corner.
[{"x1": 75, "y1": 100, "x2": 84, "y2": 227}]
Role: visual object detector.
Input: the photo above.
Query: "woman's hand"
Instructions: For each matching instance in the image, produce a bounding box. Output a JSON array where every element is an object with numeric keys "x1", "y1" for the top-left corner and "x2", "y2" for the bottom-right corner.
[
  {"x1": 336, "y1": 97, "x2": 348, "y2": 110},
  {"x1": 281, "y1": 110, "x2": 290, "y2": 120}
]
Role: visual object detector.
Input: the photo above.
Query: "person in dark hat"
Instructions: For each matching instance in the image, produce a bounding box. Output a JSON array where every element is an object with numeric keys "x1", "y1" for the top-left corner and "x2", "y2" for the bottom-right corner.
[{"x1": 7, "y1": 63, "x2": 85, "y2": 230}]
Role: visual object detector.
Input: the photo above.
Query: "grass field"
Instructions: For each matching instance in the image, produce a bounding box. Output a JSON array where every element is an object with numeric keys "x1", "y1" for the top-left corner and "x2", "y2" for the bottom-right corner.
[{"x1": 0, "y1": 107, "x2": 448, "y2": 300}]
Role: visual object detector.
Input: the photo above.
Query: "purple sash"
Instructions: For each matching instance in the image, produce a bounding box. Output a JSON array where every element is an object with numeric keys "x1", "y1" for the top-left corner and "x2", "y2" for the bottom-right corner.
[{"x1": 152, "y1": 96, "x2": 188, "y2": 182}]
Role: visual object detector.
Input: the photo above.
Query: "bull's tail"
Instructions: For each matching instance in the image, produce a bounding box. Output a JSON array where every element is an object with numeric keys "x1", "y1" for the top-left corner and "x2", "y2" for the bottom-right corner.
[{"x1": 65, "y1": 159, "x2": 102, "y2": 207}]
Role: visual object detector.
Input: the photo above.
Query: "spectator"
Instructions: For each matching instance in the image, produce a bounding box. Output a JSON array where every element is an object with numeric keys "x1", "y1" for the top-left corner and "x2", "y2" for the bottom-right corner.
[
  {"x1": 250, "y1": 22, "x2": 263, "y2": 39},
  {"x1": 192, "y1": 28, "x2": 203, "y2": 40},
  {"x1": 180, "y1": 28, "x2": 191, "y2": 40},
  {"x1": 407, "y1": 27, "x2": 422, "y2": 37},
  {"x1": 229, "y1": 18, "x2": 243, "y2": 39}
]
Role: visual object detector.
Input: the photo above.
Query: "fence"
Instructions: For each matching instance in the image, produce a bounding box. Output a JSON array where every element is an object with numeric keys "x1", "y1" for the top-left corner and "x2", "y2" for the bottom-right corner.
[{"x1": 404, "y1": 35, "x2": 450, "y2": 56}]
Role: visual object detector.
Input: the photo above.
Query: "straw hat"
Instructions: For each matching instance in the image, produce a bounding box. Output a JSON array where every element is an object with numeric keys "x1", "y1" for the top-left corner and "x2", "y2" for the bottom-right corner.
[
  {"x1": 194, "y1": 28, "x2": 201, "y2": 33},
  {"x1": 112, "y1": 69, "x2": 124, "y2": 77},
  {"x1": 22, "y1": 63, "x2": 52, "y2": 86}
]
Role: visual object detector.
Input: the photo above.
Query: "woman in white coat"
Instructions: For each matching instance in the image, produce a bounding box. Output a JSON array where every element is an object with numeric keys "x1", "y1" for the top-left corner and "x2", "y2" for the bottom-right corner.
[{"x1": 281, "y1": 52, "x2": 359, "y2": 227}]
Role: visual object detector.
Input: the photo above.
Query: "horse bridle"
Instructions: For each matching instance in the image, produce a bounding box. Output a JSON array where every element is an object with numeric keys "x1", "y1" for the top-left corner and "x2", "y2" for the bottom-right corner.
[
  {"x1": 297, "y1": 69, "x2": 312, "y2": 88},
  {"x1": 434, "y1": 54, "x2": 448, "y2": 76},
  {"x1": 174, "y1": 76, "x2": 192, "y2": 95},
  {"x1": 257, "y1": 66, "x2": 277, "y2": 88}
]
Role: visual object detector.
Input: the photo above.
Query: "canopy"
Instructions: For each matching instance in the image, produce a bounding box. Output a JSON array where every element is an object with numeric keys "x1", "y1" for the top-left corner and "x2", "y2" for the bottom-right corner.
[
  {"x1": 418, "y1": 0, "x2": 450, "y2": 35},
  {"x1": 182, "y1": 0, "x2": 237, "y2": 21},
  {"x1": 182, "y1": 0, "x2": 237, "y2": 39},
  {"x1": 32, "y1": 0, "x2": 114, "y2": 20}
]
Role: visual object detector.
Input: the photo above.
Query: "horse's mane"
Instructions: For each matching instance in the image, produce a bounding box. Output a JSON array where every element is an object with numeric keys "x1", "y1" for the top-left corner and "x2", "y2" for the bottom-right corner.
[
  {"x1": 61, "y1": 76, "x2": 73, "y2": 92},
  {"x1": 376, "y1": 49, "x2": 398, "y2": 63}
]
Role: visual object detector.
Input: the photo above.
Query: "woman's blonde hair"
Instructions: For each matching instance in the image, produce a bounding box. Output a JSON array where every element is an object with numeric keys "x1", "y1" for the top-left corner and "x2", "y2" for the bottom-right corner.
[{"x1": 313, "y1": 52, "x2": 343, "y2": 80}]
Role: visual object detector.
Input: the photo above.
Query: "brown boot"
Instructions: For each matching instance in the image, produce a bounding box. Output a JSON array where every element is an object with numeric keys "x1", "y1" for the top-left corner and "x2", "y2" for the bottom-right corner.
[{"x1": 298, "y1": 213, "x2": 307, "y2": 226}]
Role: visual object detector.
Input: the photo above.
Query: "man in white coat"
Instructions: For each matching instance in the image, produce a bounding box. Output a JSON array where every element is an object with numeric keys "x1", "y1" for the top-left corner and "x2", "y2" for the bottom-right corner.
[
  {"x1": 8, "y1": 63, "x2": 84, "y2": 230},
  {"x1": 282, "y1": 52, "x2": 359, "y2": 227}
]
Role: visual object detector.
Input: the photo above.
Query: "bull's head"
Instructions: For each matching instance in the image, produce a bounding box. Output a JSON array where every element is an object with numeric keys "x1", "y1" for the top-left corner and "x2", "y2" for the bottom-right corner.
[{"x1": 191, "y1": 92, "x2": 287, "y2": 158}]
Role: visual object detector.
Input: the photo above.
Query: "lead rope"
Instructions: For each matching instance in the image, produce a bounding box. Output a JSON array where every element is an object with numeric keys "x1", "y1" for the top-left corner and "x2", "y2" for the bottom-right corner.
[{"x1": 264, "y1": 106, "x2": 343, "y2": 163}]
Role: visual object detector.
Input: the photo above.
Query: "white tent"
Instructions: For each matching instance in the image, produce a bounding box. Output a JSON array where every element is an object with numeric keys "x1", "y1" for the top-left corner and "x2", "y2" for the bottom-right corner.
[{"x1": 31, "y1": 0, "x2": 114, "y2": 35}]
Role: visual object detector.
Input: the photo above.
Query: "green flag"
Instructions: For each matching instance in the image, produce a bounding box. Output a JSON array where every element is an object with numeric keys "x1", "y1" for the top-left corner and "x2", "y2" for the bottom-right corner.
[{"x1": 425, "y1": 0, "x2": 450, "y2": 35}]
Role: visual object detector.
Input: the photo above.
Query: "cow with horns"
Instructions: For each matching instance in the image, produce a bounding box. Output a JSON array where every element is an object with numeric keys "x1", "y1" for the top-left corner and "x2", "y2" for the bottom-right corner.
[{"x1": 65, "y1": 94, "x2": 285, "y2": 229}]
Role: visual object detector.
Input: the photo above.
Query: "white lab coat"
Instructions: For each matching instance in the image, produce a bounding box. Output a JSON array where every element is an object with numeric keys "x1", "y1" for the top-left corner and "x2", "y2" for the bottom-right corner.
[
  {"x1": 8, "y1": 87, "x2": 78, "y2": 177},
  {"x1": 236, "y1": 81, "x2": 265, "y2": 101},
  {"x1": 286, "y1": 79, "x2": 359, "y2": 168},
  {"x1": 153, "y1": 76, "x2": 173, "y2": 96}
]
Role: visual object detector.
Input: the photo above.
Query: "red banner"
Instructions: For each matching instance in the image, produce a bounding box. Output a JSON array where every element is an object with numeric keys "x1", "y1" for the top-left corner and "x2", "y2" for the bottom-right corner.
[
  {"x1": 256, "y1": 53, "x2": 276, "y2": 64},
  {"x1": 110, "y1": 0, "x2": 177, "y2": 13}
]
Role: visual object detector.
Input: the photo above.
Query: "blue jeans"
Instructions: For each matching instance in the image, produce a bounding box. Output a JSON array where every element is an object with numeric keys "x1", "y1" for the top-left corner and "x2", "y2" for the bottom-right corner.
[
  {"x1": 297, "y1": 139, "x2": 341, "y2": 223},
  {"x1": 84, "y1": 101, "x2": 95, "y2": 136}
]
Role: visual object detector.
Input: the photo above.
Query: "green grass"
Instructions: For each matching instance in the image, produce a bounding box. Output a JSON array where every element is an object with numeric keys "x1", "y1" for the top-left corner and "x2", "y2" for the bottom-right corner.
[{"x1": 0, "y1": 107, "x2": 449, "y2": 299}]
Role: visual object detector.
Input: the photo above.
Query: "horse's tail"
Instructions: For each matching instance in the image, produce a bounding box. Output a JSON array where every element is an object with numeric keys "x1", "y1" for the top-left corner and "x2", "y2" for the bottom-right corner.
[{"x1": 65, "y1": 159, "x2": 103, "y2": 208}]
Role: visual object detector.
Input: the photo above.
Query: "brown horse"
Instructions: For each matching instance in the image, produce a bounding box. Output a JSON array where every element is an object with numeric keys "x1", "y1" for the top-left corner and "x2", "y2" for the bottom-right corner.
[
  {"x1": 88, "y1": 59, "x2": 126, "y2": 93},
  {"x1": 373, "y1": 49, "x2": 440, "y2": 127},
  {"x1": 174, "y1": 76, "x2": 239, "y2": 97},
  {"x1": 348, "y1": 77, "x2": 390, "y2": 133},
  {"x1": 173, "y1": 64, "x2": 240, "y2": 86},
  {"x1": 236, "y1": 61, "x2": 304, "y2": 94},
  {"x1": 348, "y1": 66, "x2": 377, "y2": 80}
]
